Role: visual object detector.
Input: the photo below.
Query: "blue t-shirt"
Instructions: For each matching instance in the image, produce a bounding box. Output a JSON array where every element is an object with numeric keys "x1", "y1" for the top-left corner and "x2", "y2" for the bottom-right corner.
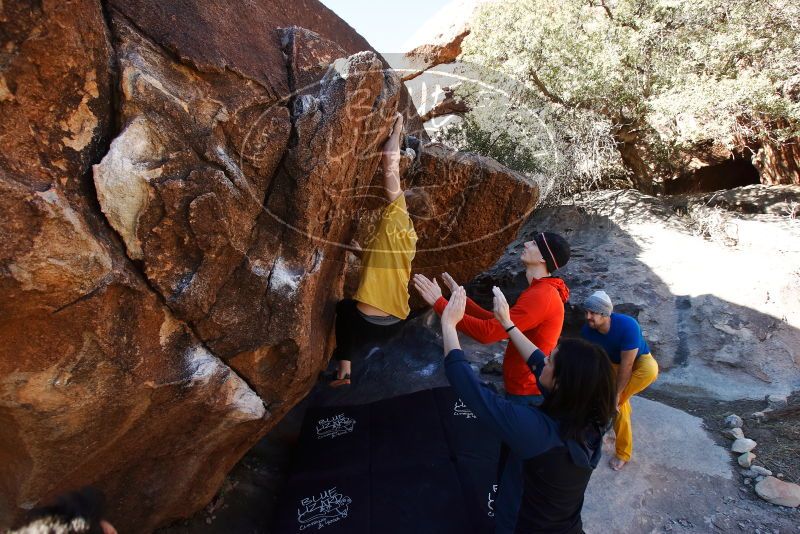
[{"x1": 580, "y1": 313, "x2": 650, "y2": 364}]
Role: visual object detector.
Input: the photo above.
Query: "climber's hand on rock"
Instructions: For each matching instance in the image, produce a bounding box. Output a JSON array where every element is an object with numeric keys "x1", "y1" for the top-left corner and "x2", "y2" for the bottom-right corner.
[
  {"x1": 442, "y1": 286, "x2": 466, "y2": 328},
  {"x1": 441, "y1": 272, "x2": 459, "y2": 294},
  {"x1": 492, "y1": 286, "x2": 513, "y2": 329},
  {"x1": 413, "y1": 274, "x2": 442, "y2": 306}
]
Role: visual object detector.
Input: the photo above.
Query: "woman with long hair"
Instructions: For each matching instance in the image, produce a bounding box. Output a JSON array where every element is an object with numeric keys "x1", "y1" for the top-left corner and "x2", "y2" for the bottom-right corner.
[{"x1": 441, "y1": 286, "x2": 616, "y2": 533}]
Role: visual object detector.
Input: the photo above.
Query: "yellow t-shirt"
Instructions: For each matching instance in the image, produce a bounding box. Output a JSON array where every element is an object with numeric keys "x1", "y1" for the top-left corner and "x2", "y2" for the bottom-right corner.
[{"x1": 353, "y1": 195, "x2": 418, "y2": 319}]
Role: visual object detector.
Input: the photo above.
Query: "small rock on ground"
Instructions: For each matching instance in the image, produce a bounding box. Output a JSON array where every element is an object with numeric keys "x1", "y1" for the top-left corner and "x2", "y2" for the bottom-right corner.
[
  {"x1": 723, "y1": 427, "x2": 745, "y2": 440},
  {"x1": 754, "y1": 477, "x2": 800, "y2": 507},
  {"x1": 738, "y1": 452, "x2": 756, "y2": 468},
  {"x1": 725, "y1": 414, "x2": 744, "y2": 428},
  {"x1": 480, "y1": 359, "x2": 503, "y2": 376},
  {"x1": 751, "y1": 466, "x2": 773, "y2": 477},
  {"x1": 732, "y1": 438, "x2": 757, "y2": 453}
]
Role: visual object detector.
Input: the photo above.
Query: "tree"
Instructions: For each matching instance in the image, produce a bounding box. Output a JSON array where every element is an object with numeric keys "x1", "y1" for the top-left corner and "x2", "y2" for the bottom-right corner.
[{"x1": 446, "y1": 0, "x2": 800, "y2": 197}]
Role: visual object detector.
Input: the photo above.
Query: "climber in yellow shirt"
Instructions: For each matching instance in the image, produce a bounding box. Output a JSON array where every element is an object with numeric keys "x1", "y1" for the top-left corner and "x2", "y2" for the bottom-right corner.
[{"x1": 329, "y1": 113, "x2": 420, "y2": 387}]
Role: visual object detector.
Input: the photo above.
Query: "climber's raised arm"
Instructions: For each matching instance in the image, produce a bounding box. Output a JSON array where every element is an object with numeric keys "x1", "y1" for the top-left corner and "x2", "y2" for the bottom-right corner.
[
  {"x1": 492, "y1": 286, "x2": 539, "y2": 361},
  {"x1": 381, "y1": 113, "x2": 403, "y2": 202}
]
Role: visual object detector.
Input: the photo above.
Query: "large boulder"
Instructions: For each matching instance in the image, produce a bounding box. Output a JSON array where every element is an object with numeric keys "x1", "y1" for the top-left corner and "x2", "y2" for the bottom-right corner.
[
  {"x1": 345, "y1": 143, "x2": 538, "y2": 305},
  {"x1": 0, "y1": 2, "x2": 536, "y2": 532},
  {"x1": 0, "y1": 2, "x2": 265, "y2": 531},
  {"x1": 194, "y1": 30, "x2": 402, "y2": 402},
  {"x1": 407, "y1": 144, "x2": 537, "y2": 285},
  {"x1": 393, "y1": 0, "x2": 494, "y2": 81}
]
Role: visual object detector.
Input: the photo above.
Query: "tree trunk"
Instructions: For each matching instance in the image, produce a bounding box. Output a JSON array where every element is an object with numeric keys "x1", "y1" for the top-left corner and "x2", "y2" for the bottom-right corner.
[{"x1": 612, "y1": 119, "x2": 658, "y2": 194}]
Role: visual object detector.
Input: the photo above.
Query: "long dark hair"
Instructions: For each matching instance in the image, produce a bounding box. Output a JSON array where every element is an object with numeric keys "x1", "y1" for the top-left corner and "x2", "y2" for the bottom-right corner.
[{"x1": 540, "y1": 338, "x2": 616, "y2": 441}]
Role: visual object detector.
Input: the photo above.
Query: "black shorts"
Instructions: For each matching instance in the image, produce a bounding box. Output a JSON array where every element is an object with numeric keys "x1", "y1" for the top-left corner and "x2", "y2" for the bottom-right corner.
[{"x1": 332, "y1": 299, "x2": 406, "y2": 361}]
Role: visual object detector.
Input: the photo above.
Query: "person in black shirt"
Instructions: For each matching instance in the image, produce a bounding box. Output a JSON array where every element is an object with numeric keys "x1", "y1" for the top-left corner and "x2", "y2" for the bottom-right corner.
[{"x1": 441, "y1": 286, "x2": 616, "y2": 533}]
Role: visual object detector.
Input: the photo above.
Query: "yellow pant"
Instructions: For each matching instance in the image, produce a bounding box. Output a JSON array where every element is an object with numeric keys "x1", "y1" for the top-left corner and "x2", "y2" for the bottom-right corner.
[{"x1": 612, "y1": 353, "x2": 659, "y2": 461}]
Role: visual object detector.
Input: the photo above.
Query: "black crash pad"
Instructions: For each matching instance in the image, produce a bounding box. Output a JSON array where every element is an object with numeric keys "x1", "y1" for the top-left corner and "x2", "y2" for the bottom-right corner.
[{"x1": 272, "y1": 387, "x2": 502, "y2": 533}]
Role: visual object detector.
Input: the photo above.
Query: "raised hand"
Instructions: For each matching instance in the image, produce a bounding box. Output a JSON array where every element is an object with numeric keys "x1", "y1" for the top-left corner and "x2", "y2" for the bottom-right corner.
[
  {"x1": 442, "y1": 286, "x2": 467, "y2": 328},
  {"x1": 492, "y1": 286, "x2": 513, "y2": 329},
  {"x1": 441, "y1": 272, "x2": 459, "y2": 293},
  {"x1": 381, "y1": 112, "x2": 403, "y2": 201},
  {"x1": 494, "y1": 285, "x2": 538, "y2": 357},
  {"x1": 413, "y1": 273, "x2": 443, "y2": 306},
  {"x1": 382, "y1": 113, "x2": 403, "y2": 166}
]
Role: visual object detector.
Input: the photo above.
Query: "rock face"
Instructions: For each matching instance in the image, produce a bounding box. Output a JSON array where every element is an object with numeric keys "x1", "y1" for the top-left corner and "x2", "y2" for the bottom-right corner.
[
  {"x1": 0, "y1": 2, "x2": 266, "y2": 530},
  {"x1": 0, "y1": 2, "x2": 536, "y2": 531},
  {"x1": 666, "y1": 136, "x2": 800, "y2": 194},
  {"x1": 406, "y1": 144, "x2": 537, "y2": 282},
  {"x1": 400, "y1": 30, "x2": 471, "y2": 82},
  {"x1": 754, "y1": 137, "x2": 800, "y2": 186},
  {"x1": 395, "y1": 0, "x2": 493, "y2": 81},
  {"x1": 468, "y1": 186, "x2": 800, "y2": 400}
]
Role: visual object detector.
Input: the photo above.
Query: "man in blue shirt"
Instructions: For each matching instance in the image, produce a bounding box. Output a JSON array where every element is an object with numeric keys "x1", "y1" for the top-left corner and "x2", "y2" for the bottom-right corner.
[{"x1": 581, "y1": 290, "x2": 659, "y2": 471}]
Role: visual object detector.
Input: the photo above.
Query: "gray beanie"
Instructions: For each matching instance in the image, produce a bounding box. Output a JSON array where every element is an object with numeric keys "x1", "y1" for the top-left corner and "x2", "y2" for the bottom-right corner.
[{"x1": 584, "y1": 290, "x2": 613, "y2": 316}]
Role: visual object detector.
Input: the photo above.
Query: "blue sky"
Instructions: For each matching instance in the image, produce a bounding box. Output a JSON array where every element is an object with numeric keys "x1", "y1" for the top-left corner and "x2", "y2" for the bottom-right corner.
[{"x1": 320, "y1": 0, "x2": 452, "y2": 52}]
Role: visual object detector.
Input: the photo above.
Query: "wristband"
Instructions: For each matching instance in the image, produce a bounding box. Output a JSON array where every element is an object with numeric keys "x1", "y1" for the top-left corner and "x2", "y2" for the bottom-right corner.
[{"x1": 505, "y1": 324, "x2": 516, "y2": 333}]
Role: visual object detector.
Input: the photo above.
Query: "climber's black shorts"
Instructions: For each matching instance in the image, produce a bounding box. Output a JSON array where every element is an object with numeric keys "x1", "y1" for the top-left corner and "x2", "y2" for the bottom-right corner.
[{"x1": 332, "y1": 299, "x2": 405, "y2": 361}]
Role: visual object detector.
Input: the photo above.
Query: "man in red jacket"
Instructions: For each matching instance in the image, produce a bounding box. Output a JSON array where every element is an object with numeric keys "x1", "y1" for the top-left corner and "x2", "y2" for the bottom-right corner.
[
  {"x1": 414, "y1": 232, "x2": 571, "y2": 534},
  {"x1": 413, "y1": 232, "x2": 571, "y2": 403}
]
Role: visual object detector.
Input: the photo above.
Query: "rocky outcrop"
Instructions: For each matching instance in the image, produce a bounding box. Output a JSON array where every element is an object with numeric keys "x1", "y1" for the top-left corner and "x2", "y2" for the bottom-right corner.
[
  {"x1": 0, "y1": 2, "x2": 266, "y2": 530},
  {"x1": 395, "y1": 0, "x2": 493, "y2": 82},
  {"x1": 469, "y1": 186, "x2": 800, "y2": 400},
  {"x1": 753, "y1": 138, "x2": 800, "y2": 186},
  {"x1": 666, "y1": 135, "x2": 799, "y2": 194},
  {"x1": 0, "y1": 2, "x2": 535, "y2": 531},
  {"x1": 406, "y1": 144, "x2": 537, "y2": 284},
  {"x1": 401, "y1": 29, "x2": 470, "y2": 82},
  {"x1": 345, "y1": 143, "x2": 538, "y2": 306}
]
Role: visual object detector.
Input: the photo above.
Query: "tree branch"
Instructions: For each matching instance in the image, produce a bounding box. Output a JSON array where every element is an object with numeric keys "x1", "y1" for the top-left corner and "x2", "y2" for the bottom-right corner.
[
  {"x1": 600, "y1": 0, "x2": 614, "y2": 20},
  {"x1": 588, "y1": 0, "x2": 614, "y2": 20},
  {"x1": 527, "y1": 68, "x2": 566, "y2": 106}
]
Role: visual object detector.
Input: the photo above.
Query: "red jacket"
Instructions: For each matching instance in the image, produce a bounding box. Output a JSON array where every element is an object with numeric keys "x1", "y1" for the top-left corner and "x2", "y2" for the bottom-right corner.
[{"x1": 434, "y1": 277, "x2": 570, "y2": 395}]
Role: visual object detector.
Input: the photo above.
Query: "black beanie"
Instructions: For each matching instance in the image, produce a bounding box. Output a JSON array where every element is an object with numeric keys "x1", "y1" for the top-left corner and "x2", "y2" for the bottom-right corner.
[{"x1": 533, "y1": 232, "x2": 570, "y2": 272}]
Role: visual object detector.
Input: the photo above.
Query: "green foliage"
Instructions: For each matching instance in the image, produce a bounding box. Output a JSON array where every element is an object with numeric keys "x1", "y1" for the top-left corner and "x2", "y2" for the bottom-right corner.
[
  {"x1": 449, "y1": 0, "x2": 800, "y2": 198},
  {"x1": 433, "y1": 67, "x2": 628, "y2": 199},
  {"x1": 438, "y1": 114, "x2": 544, "y2": 176}
]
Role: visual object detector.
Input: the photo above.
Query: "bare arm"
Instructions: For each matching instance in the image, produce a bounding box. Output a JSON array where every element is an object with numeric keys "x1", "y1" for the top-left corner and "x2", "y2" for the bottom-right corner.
[
  {"x1": 615, "y1": 349, "x2": 637, "y2": 406},
  {"x1": 442, "y1": 287, "x2": 467, "y2": 355},
  {"x1": 382, "y1": 113, "x2": 403, "y2": 202},
  {"x1": 492, "y1": 286, "x2": 540, "y2": 359}
]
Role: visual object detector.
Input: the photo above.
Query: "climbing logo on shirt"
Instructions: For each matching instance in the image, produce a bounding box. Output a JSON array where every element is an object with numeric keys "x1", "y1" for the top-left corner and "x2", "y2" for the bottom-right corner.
[
  {"x1": 453, "y1": 398, "x2": 476, "y2": 419},
  {"x1": 297, "y1": 487, "x2": 352, "y2": 530},
  {"x1": 315, "y1": 414, "x2": 356, "y2": 439},
  {"x1": 487, "y1": 484, "x2": 498, "y2": 517}
]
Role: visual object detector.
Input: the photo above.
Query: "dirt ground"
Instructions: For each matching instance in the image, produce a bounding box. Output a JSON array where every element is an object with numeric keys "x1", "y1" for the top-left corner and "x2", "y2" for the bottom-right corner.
[{"x1": 644, "y1": 389, "x2": 800, "y2": 486}]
